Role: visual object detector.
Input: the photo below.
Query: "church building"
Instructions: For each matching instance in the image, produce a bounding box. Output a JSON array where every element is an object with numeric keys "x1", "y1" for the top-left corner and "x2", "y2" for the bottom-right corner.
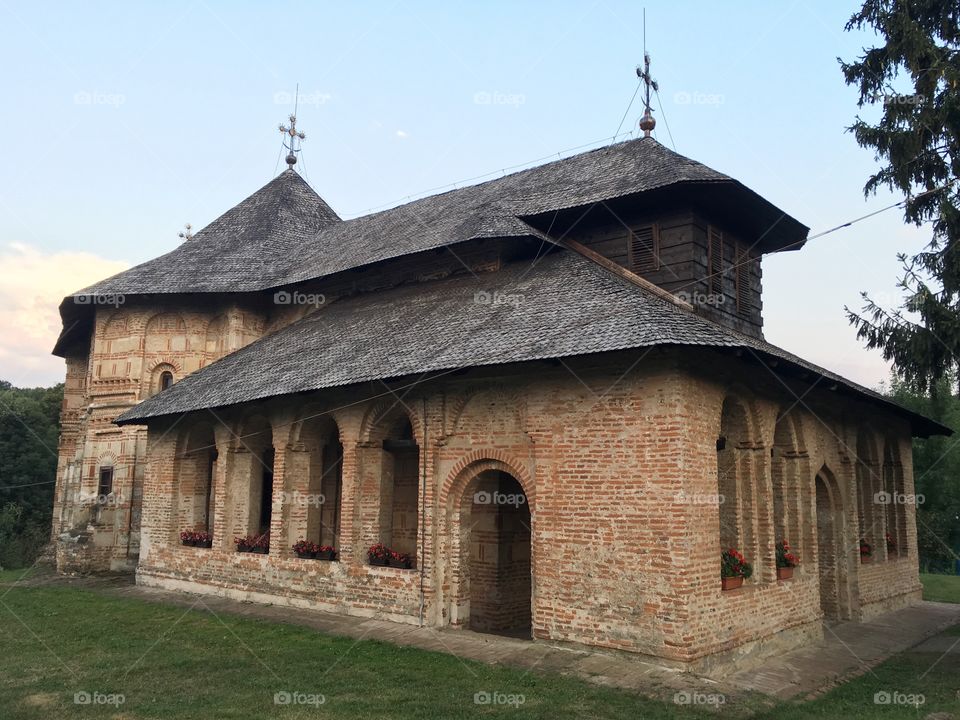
[{"x1": 50, "y1": 110, "x2": 948, "y2": 672}]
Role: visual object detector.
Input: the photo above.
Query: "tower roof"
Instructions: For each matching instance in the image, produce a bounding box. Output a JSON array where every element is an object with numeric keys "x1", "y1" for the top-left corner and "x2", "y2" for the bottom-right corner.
[
  {"x1": 54, "y1": 137, "x2": 809, "y2": 355},
  {"x1": 74, "y1": 138, "x2": 808, "y2": 299}
]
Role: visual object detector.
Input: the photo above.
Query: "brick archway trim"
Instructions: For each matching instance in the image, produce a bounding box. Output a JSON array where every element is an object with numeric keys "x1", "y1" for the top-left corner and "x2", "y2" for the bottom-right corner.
[{"x1": 441, "y1": 450, "x2": 535, "y2": 507}]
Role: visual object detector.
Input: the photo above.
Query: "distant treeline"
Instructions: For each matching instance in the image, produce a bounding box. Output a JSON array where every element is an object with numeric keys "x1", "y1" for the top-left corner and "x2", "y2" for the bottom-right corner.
[{"x1": 0, "y1": 380, "x2": 62, "y2": 568}]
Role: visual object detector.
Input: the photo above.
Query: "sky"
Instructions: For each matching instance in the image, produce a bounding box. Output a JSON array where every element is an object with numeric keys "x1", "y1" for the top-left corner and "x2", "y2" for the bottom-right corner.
[{"x1": 0, "y1": 1, "x2": 928, "y2": 390}]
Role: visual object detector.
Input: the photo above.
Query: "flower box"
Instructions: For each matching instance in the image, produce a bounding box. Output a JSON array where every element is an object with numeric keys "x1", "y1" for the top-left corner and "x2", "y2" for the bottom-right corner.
[
  {"x1": 775, "y1": 540, "x2": 798, "y2": 580},
  {"x1": 720, "y1": 548, "x2": 752, "y2": 591},
  {"x1": 721, "y1": 576, "x2": 743, "y2": 591},
  {"x1": 292, "y1": 540, "x2": 337, "y2": 561},
  {"x1": 860, "y1": 555, "x2": 872, "y2": 564},
  {"x1": 181, "y1": 531, "x2": 212, "y2": 548},
  {"x1": 368, "y1": 543, "x2": 390, "y2": 566},
  {"x1": 388, "y1": 556, "x2": 412, "y2": 569},
  {"x1": 235, "y1": 533, "x2": 269, "y2": 554}
]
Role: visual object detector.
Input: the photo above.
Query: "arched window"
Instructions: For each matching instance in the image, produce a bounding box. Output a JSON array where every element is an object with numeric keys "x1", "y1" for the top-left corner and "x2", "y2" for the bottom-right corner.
[
  {"x1": 383, "y1": 418, "x2": 420, "y2": 562},
  {"x1": 285, "y1": 416, "x2": 343, "y2": 556},
  {"x1": 855, "y1": 430, "x2": 881, "y2": 556},
  {"x1": 97, "y1": 463, "x2": 114, "y2": 499},
  {"x1": 359, "y1": 407, "x2": 420, "y2": 567},
  {"x1": 771, "y1": 412, "x2": 808, "y2": 559},
  {"x1": 882, "y1": 439, "x2": 907, "y2": 559},
  {"x1": 149, "y1": 364, "x2": 177, "y2": 397},
  {"x1": 175, "y1": 423, "x2": 217, "y2": 538},
  {"x1": 717, "y1": 395, "x2": 771, "y2": 582},
  {"x1": 222, "y1": 415, "x2": 274, "y2": 545}
]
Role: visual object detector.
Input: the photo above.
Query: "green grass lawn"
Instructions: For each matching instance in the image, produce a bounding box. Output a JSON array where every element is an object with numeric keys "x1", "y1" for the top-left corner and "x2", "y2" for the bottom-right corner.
[
  {"x1": 0, "y1": 580, "x2": 957, "y2": 719},
  {"x1": 920, "y1": 572, "x2": 960, "y2": 603}
]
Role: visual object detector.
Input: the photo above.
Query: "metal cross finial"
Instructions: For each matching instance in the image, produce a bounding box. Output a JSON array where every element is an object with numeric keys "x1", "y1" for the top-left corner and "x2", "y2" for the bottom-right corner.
[
  {"x1": 279, "y1": 112, "x2": 306, "y2": 169},
  {"x1": 636, "y1": 51, "x2": 658, "y2": 138},
  {"x1": 178, "y1": 223, "x2": 193, "y2": 241}
]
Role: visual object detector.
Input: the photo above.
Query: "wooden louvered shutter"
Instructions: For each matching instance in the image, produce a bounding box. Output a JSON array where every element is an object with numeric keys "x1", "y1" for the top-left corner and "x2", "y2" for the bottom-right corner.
[
  {"x1": 628, "y1": 223, "x2": 660, "y2": 273},
  {"x1": 735, "y1": 243, "x2": 750, "y2": 313},
  {"x1": 708, "y1": 226, "x2": 723, "y2": 294}
]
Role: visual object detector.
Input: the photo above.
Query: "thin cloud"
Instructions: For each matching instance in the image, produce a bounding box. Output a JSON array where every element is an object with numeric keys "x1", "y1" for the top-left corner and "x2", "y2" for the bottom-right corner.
[{"x1": 0, "y1": 243, "x2": 128, "y2": 387}]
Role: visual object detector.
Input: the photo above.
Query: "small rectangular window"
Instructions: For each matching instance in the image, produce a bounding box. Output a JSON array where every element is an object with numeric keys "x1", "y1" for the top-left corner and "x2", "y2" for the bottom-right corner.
[
  {"x1": 708, "y1": 226, "x2": 723, "y2": 294},
  {"x1": 627, "y1": 223, "x2": 660, "y2": 274},
  {"x1": 98, "y1": 467, "x2": 114, "y2": 497}
]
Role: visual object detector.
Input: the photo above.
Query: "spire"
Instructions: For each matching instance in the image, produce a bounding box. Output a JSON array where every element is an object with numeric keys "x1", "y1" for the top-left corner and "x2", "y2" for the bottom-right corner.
[
  {"x1": 279, "y1": 94, "x2": 306, "y2": 170},
  {"x1": 636, "y1": 52, "x2": 658, "y2": 138},
  {"x1": 636, "y1": 9, "x2": 658, "y2": 139}
]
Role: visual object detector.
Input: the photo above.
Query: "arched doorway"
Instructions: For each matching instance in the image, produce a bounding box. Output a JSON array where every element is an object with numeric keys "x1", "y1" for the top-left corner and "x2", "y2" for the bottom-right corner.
[
  {"x1": 814, "y1": 466, "x2": 856, "y2": 620},
  {"x1": 458, "y1": 469, "x2": 532, "y2": 637}
]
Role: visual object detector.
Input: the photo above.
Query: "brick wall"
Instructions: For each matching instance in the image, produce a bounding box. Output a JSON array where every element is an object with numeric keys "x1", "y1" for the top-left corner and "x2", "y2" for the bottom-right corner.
[{"x1": 131, "y1": 350, "x2": 924, "y2": 671}]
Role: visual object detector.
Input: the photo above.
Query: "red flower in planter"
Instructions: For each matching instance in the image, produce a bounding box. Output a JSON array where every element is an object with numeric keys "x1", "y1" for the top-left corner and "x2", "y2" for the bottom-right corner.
[
  {"x1": 720, "y1": 548, "x2": 753, "y2": 579},
  {"x1": 292, "y1": 539, "x2": 314, "y2": 556},
  {"x1": 776, "y1": 540, "x2": 799, "y2": 568},
  {"x1": 235, "y1": 532, "x2": 270, "y2": 553},
  {"x1": 368, "y1": 543, "x2": 390, "y2": 564}
]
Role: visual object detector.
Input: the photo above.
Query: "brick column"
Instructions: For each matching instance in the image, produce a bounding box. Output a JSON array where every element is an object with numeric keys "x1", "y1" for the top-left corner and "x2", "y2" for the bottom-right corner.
[
  {"x1": 337, "y1": 439, "x2": 359, "y2": 564},
  {"x1": 355, "y1": 442, "x2": 390, "y2": 556},
  {"x1": 210, "y1": 425, "x2": 232, "y2": 551}
]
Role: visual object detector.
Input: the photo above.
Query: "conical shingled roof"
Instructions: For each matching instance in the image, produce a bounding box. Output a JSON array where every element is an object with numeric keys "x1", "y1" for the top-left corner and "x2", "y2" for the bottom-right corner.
[{"x1": 78, "y1": 169, "x2": 340, "y2": 296}]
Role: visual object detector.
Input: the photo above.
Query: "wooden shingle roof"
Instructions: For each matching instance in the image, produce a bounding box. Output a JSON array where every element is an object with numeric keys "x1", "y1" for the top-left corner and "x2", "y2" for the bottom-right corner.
[
  {"x1": 74, "y1": 137, "x2": 807, "y2": 298},
  {"x1": 116, "y1": 250, "x2": 949, "y2": 437}
]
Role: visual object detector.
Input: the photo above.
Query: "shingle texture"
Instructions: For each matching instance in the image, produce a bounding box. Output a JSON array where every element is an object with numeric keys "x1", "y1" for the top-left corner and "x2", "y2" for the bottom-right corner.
[
  {"x1": 75, "y1": 138, "x2": 804, "y2": 297},
  {"x1": 79, "y1": 169, "x2": 341, "y2": 295},
  {"x1": 115, "y1": 250, "x2": 946, "y2": 436}
]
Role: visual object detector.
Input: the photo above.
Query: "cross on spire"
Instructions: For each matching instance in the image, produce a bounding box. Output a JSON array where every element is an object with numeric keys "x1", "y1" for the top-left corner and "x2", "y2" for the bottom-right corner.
[
  {"x1": 636, "y1": 52, "x2": 658, "y2": 138},
  {"x1": 279, "y1": 113, "x2": 306, "y2": 169}
]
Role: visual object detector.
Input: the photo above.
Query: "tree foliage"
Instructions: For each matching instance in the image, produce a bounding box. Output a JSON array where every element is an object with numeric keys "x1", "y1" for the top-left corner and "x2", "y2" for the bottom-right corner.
[
  {"x1": 841, "y1": 0, "x2": 960, "y2": 392},
  {"x1": 889, "y1": 374, "x2": 960, "y2": 572},
  {"x1": 0, "y1": 381, "x2": 63, "y2": 567}
]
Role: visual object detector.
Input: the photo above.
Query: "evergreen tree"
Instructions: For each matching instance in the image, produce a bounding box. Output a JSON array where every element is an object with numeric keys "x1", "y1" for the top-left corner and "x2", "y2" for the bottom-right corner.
[{"x1": 841, "y1": 0, "x2": 960, "y2": 392}]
